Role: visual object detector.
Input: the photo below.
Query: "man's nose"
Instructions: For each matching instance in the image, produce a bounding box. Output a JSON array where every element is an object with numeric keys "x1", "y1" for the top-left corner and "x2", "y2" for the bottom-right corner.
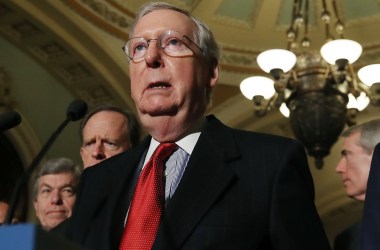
[
  {"x1": 336, "y1": 158, "x2": 346, "y2": 174},
  {"x1": 92, "y1": 142, "x2": 106, "y2": 159},
  {"x1": 50, "y1": 189, "x2": 63, "y2": 204},
  {"x1": 144, "y1": 40, "x2": 163, "y2": 68}
]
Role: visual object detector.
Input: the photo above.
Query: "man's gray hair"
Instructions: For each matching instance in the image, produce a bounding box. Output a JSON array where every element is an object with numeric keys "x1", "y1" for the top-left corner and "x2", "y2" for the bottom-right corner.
[
  {"x1": 341, "y1": 119, "x2": 380, "y2": 154},
  {"x1": 131, "y1": 2, "x2": 220, "y2": 65},
  {"x1": 33, "y1": 157, "x2": 82, "y2": 199}
]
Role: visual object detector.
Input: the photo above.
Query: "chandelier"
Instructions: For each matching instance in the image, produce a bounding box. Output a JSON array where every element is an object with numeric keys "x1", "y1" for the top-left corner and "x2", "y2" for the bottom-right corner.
[{"x1": 240, "y1": 0, "x2": 380, "y2": 169}]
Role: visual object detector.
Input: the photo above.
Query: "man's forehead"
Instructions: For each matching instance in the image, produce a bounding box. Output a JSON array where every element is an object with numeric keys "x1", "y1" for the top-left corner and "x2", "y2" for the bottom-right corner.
[
  {"x1": 39, "y1": 173, "x2": 75, "y2": 185},
  {"x1": 133, "y1": 9, "x2": 195, "y2": 37},
  {"x1": 84, "y1": 112, "x2": 127, "y2": 132},
  {"x1": 343, "y1": 132, "x2": 361, "y2": 146}
]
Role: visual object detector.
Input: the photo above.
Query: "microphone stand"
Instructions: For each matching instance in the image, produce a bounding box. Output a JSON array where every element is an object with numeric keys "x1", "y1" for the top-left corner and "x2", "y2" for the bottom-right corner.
[{"x1": 5, "y1": 117, "x2": 72, "y2": 224}]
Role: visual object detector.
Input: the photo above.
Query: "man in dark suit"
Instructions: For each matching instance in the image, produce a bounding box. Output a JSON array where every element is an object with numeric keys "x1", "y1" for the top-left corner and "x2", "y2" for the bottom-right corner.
[
  {"x1": 360, "y1": 143, "x2": 380, "y2": 249},
  {"x1": 63, "y1": 2, "x2": 330, "y2": 249},
  {"x1": 334, "y1": 120, "x2": 380, "y2": 250}
]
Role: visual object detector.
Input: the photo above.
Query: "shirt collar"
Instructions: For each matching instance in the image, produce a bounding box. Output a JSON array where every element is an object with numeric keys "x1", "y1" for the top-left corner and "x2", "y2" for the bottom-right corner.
[{"x1": 144, "y1": 133, "x2": 201, "y2": 166}]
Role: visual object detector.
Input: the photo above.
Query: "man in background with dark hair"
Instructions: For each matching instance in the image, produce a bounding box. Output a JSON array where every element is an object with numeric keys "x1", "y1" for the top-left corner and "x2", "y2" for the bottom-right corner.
[{"x1": 79, "y1": 104, "x2": 141, "y2": 168}]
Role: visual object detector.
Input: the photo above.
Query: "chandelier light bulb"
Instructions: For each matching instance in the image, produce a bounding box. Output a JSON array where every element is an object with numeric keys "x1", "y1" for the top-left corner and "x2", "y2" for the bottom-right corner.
[
  {"x1": 295, "y1": 14, "x2": 304, "y2": 26},
  {"x1": 335, "y1": 21, "x2": 344, "y2": 34},
  {"x1": 286, "y1": 27, "x2": 296, "y2": 40},
  {"x1": 320, "y1": 39, "x2": 362, "y2": 65},
  {"x1": 279, "y1": 103, "x2": 290, "y2": 117},
  {"x1": 257, "y1": 49, "x2": 297, "y2": 74},
  {"x1": 347, "y1": 92, "x2": 370, "y2": 111},
  {"x1": 321, "y1": 10, "x2": 331, "y2": 23},
  {"x1": 358, "y1": 64, "x2": 380, "y2": 86},
  {"x1": 240, "y1": 76, "x2": 275, "y2": 100},
  {"x1": 301, "y1": 37, "x2": 311, "y2": 48}
]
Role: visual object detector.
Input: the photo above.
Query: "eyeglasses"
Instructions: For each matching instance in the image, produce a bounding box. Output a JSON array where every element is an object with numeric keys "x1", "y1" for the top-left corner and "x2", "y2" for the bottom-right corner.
[{"x1": 122, "y1": 30, "x2": 203, "y2": 63}]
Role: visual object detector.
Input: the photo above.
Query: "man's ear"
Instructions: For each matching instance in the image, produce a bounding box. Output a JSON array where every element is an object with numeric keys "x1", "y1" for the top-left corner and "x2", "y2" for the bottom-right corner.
[
  {"x1": 33, "y1": 200, "x2": 38, "y2": 213},
  {"x1": 209, "y1": 60, "x2": 219, "y2": 87}
]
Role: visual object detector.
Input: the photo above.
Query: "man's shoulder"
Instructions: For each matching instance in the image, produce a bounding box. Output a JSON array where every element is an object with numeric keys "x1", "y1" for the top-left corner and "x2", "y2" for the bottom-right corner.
[
  {"x1": 205, "y1": 114, "x2": 303, "y2": 152},
  {"x1": 334, "y1": 221, "x2": 361, "y2": 250},
  {"x1": 207, "y1": 114, "x2": 294, "y2": 136}
]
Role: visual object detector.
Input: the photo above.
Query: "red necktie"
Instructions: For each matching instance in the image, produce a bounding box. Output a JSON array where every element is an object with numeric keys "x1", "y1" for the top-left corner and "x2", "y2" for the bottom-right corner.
[{"x1": 119, "y1": 143, "x2": 178, "y2": 250}]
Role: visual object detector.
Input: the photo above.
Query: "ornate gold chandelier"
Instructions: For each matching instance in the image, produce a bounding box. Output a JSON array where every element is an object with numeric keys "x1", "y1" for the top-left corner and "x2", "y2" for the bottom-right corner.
[{"x1": 240, "y1": 0, "x2": 380, "y2": 168}]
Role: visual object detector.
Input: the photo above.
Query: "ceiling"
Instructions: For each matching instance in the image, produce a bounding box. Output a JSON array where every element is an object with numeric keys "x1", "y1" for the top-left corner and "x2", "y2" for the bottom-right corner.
[{"x1": 1, "y1": 0, "x2": 379, "y2": 244}]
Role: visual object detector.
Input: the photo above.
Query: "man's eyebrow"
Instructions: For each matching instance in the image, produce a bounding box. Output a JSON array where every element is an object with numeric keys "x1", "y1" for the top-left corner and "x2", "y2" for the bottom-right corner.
[
  {"x1": 62, "y1": 184, "x2": 76, "y2": 189},
  {"x1": 39, "y1": 183, "x2": 52, "y2": 190},
  {"x1": 40, "y1": 183, "x2": 75, "y2": 189},
  {"x1": 83, "y1": 137, "x2": 96, "y2": 142}
]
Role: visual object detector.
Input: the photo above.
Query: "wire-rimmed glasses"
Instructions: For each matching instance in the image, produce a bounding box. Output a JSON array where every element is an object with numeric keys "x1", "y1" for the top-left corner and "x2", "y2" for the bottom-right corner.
[{"x1": 122, "y1": 30, "x2": 203, "y2": 63}]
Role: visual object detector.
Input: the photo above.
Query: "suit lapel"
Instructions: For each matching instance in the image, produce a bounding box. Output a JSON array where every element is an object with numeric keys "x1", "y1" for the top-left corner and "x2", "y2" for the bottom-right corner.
[
  {"x1": 71, "y1": 163, "x2": 114, "y2": 243},
  {"x1": 72, "y1": 137, "x2": 151, "y2": 247},
  {"x1": 107, "y1": 137, "x2": 151, "y2": 248},
  {"x1": 154, "y1": 115, "x2": 240, "y2": 249}
]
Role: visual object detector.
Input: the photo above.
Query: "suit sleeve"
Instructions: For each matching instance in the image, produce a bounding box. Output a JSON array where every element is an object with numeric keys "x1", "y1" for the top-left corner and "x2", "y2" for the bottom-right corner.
[{"x1": 270, "y1": 140, "x2": 331, "y2": 250}]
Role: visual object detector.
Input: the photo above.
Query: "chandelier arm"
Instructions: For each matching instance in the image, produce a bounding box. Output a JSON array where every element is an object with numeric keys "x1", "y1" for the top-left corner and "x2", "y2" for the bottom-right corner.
[
  {"x1": 291, "y1": 0, "x2": 298, "y2": 25},
  {"x1": 358, "y1": 84, "x2": 371, "y2": 97},
  {"x1": 294, "y1": 27, "x2": 300, "y2": 47},
  {"x1": 294, "y1": 0, "x2": 304, "y2": 29},
  {"x1": 253, "y1": 92, "x2": 280, "y2": 117},
  {"x1": 297, "y1": 0, "x2": 303, "y2": 18},
  {"x1": 347, "y1": 63, "x2": 361, "y2": 91},
  {"x1": 331, "y1": 0, "x2": 345, "y2": 38},
  {"x1": 321, "y1": 0, "x2": 328, "y2": 12},
  {"x1": 324, "y1": 23, "x2": 331, "y2": 41},
  {"x1": 350, "y1": 72, "x2": 370, "y2": 98},
  {"x1": 304, "y1": 0, "x2": 309, "y2": 34},
  {"x1": 287, "y1": 41, "x2": 292, "y2": 51},
  {"x1": 252, "y1": 93, "x2": 278, "y2": 117},
  {"x1": 287, "y1": 0, "x2": 298, "y2": 50},
  {"x1": 331, "y1": 0, "x2": 341, "y2": 22},
  {"x1": 267, "y1": 92, "x2": 281, "y2": 110}
]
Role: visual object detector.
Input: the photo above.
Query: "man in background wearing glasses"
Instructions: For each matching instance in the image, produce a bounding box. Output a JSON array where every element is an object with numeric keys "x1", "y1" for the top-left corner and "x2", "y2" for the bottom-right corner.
[{"x1": 63, "y1": 2, "x2": 330, "y2": 249}]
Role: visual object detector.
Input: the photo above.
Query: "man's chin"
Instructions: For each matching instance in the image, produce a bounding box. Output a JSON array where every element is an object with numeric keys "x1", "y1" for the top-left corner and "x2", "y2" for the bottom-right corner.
[
  {"x1": 44, "y1": 219, "x2": 66, "y2": 230},
  {"x1": 143, "y1": 107, "x2": 178, "y2": 117}
]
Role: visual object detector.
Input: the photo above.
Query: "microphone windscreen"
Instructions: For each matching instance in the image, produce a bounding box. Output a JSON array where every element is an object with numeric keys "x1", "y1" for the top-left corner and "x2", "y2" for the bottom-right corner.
[
  {"x1": 66, "y1": 99, "x2": 88, "y2": 121},
  {"x1": 0, "y1": 111, "x2": 22, "y2": 131}
]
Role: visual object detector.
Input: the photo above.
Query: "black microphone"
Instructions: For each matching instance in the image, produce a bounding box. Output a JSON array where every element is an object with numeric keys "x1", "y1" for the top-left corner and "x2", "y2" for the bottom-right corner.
[
  {"x1": 67, "y1": 99, "x2": 88, "y2": 121},
  {"x1": 4, "y1": 99, "x2": 88, "y2": 224},
  {"x1": 0, "y1": 111, "x2": 22, "y2": 132}
]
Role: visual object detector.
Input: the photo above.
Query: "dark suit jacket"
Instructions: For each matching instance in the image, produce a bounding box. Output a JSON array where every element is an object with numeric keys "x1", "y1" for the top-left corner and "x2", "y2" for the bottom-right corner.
[
  {"x1": 64, "y1": 115, "x2": 330, "y2": 250},
  {"x1": 334, "y1": 221, "x2": 361, "y2": 250},
  {"x1": 360, "y1": 143, "x2": 380, "y2": 249}
]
